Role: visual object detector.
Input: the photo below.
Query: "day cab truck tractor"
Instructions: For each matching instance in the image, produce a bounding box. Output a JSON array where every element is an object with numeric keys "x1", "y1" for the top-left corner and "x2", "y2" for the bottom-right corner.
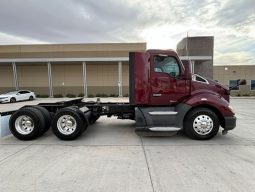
[{"x1": 7, "y1": 49, "x2": 246, "y2": 141}]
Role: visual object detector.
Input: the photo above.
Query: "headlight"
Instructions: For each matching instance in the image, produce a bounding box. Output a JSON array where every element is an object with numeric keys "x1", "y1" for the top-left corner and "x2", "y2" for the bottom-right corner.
[
  {"x1": 0, "y1": 97, "x2": 8, "y2": 99},
  {"x1": 228, "y1": 105, "x2": 235, "y2": 114}
]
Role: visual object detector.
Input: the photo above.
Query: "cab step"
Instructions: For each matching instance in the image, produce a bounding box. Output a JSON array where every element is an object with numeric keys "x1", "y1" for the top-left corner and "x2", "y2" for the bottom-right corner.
[{"x1": 135, "y1": 127, "x2": 181, "y2": 136}]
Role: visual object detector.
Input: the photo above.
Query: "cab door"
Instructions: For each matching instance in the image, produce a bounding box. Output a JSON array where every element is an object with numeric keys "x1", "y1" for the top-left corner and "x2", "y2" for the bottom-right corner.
[{"x1": 149, "y1": 54, "x2": 187, "y2": 105}]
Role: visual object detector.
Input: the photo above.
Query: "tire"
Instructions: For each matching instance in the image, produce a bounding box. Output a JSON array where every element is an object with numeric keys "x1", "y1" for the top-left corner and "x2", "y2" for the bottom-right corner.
[
  {"x1": 184, "y1": 108, "x2": 219, "y2": 140},
  {"x1": 23, "y1": 106, "x2": 52, "y2": 134},
  {"x1": 29, "y1": 96, "x2": 34, "y2": 101},
  {"x1": 65, "y1": 106, "x2": 88, "y2": 132},
  {"x1": 10, "y1": 97, "x2": 16, "y2": 103},
  {"x1": 9, "y1": 107, "x2": 45, "y2": 140},
  {"x1": 51, "y1": 107, "x2": 87, "y2": 140}
]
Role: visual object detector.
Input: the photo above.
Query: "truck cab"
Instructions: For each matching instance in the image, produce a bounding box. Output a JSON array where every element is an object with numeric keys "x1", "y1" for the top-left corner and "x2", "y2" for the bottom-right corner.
[{"x1": 130, "y1": 49, "x2": 240, "y2": 140}]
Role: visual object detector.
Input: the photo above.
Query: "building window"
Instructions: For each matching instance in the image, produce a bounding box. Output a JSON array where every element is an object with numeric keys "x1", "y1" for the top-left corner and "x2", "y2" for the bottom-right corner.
[
  {"x1": 229, "y1": 80, "x2": 239, "y2": 90},
  {"x1": 251, "y1": 80, "x2": 255, "y2": 90}
]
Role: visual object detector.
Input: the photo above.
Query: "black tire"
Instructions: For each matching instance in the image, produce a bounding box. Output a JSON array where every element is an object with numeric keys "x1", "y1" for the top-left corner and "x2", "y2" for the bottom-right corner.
[
  {"x1": 23, "y1": 106, "x2": 52, "y2": 134},
  {"x1": 51, "y1": 107, "x2": 87, "y2": 140},
  {"x1": 9, "y1": 107, "x2": 45, "y2": 140},
  {"x1": 65, "y1": 106, "x2": 88, "y2": 132},
  {"x1": 10, "y1": 97, "x2": 16, "y2": 103},
  {"x1": 184, "y1": 108, "x2": 219, "y2": 140},
  {"x1": 49, "y1": 112, "x2": 55, "y2": 119},
  {"x1": 29, "y1": 96, "x2": 34, "y2": 101}
]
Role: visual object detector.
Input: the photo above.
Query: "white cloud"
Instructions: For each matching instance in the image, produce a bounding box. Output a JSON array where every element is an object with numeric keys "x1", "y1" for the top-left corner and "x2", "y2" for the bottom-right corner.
[
  {"x1": 0, "y1": 32, "x2": 48, "y2": 45},
  {"x1": 215, "y1": 51, "x2": 255, "y2": 66},
  {"x1": 0, "y1": 0, "x2": 254, "y2": 65}
]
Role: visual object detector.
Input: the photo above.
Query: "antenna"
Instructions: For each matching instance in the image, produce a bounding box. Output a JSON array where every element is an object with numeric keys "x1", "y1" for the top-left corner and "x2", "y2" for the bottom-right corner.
[
  {"x1": 186, "y1": 32, "x2": 189, "y2": 60},
  {"x1": 185, "y1": 32, "x2": 193, "y2": 73}
]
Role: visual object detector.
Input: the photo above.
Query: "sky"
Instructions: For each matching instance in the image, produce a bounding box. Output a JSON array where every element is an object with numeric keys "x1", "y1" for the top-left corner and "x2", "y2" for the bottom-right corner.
[{"x1": 0, "y1": 0, "x2": 254, "y2": 65}]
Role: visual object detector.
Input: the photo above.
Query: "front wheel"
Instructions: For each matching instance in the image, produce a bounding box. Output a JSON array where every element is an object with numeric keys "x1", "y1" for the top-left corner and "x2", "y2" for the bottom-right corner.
[
  {"x1": 184, "y1": 108, "x2": 219, "y2": 140},
  {"x1": 10, "y1": 97, "x2": 16, "y2": 103}
]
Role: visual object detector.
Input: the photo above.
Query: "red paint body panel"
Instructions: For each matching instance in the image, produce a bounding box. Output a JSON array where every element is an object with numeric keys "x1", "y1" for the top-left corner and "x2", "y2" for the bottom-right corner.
[
  {"x1": 184, "y1": 90, "x2": 234, "y2": 116},
  {"x1": 149, "y1": 51, "x2": 188, "y2": 105},
  {"x1": 134, "y1": 52, "x2": 150, "y2": 105},
  {"x1": 134, "y1": 49, "x2": 190, "y2": 106},
  {"x1": 132, "y1": 49, "x2": 233, "y2": 117},
  {"x1": 191, "y1": 79, "x2": 230, "y2": 102}
]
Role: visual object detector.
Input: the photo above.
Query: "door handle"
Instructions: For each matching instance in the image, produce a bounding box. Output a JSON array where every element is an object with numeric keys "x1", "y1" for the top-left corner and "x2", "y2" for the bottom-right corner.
[{"x1": 153, "y1": 93, "x2": 162, "y2": 97}]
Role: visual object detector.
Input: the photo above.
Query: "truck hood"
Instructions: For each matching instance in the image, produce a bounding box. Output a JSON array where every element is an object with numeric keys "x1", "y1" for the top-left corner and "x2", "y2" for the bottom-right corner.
[
  {"x1": 191, "y1": 74, "x2": 230, "y2": 102},
  {"x1": 207, "y1": 79, "x2": 230, "y2": 100}
]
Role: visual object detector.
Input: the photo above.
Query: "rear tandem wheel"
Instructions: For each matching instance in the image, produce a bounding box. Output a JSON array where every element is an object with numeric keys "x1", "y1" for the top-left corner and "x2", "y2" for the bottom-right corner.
[
  {"x1": 9, "y1": 107, "x2": 46, "y2": 140},
  {"x1": 51, "y1": 107, "x2": 87, "y2": 140}
]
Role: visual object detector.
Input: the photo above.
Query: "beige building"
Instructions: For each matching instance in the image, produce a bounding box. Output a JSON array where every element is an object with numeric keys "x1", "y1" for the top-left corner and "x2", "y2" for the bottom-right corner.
[
  {"x1": 177, "y1": 36, "x2": 214, "y2": 79},
  {"x1": 0, "y1": 43, "x2": 146, "y2": 97},
  {"x1": 214, "y1": 65, "x2": 255, "y2": 96},
  {"x1": 177, "y1": 36, "x2": 255, "y2": 96}
]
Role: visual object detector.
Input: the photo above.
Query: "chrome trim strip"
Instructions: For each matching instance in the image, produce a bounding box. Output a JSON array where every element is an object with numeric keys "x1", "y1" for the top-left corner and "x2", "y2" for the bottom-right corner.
[
  {"x1": 152, "y1": 93, "x2": 162, "y2": 97},
  {"x1": 149, "y1": 127, "x2": 181, "y2": 131},
  {"x1": 148, "y1": 111, "x2": 178, "y2": 115}
]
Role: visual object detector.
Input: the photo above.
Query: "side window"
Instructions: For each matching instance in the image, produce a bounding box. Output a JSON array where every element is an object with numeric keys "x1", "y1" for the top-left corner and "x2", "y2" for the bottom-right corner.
[
  {"x1": 192, "y1": 74, "x2": 208, "y2": 83},
  {"x1": 19, "y1": 91, "x2": 27, "y2": 94},
  {"x1": 154, "y1": 55, "x2": 180, "y2": 77},
  {"x1": 229, "y1": 80, "x2": 239, "y2": 90}
]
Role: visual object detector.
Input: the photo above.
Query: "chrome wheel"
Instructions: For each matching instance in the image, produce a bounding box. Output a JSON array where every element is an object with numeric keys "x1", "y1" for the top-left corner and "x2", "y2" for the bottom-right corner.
[
  {"x1": 57, "y1": 115, "x2": 77, "y2": 135},
  {"x1": 193, "y1": 115, "x2": 213, "y2": 135},
  {"x1": 15, "y1": 115, "x2": 34, "y2": 135}
]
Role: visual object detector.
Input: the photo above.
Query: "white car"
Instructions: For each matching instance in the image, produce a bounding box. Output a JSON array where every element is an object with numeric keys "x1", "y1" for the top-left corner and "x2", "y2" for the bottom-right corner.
[{"x1": 0, "y1": 90, "x2": 36, "y2": 103}]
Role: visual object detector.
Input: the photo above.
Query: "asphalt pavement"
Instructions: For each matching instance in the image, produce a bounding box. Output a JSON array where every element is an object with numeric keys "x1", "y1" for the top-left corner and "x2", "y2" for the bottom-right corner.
[{"x1": 0, "y1": 98, "x2": 255, "y2": 192}]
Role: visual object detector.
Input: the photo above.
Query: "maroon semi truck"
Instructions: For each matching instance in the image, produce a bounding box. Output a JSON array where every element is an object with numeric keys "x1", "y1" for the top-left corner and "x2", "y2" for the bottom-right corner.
[{"x1": 7, "y1": 49, "x2": 245, "y2": 141}]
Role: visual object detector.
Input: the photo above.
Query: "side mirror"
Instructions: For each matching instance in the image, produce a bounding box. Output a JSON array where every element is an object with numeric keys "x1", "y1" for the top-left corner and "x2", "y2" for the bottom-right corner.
[
  {"x1": 238, "y1": 79, "x2": 246, "y2": 85},
  {"x1": 16, "y1": 93, "x2": 20, "y2": 95},
  {"x1": 229, "y1": 79, "x2": 246, "y2": 90}
]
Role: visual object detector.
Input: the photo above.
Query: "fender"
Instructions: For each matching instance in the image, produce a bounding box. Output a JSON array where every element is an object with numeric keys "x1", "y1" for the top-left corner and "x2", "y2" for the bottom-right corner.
[{"x1": 184, "y1": 91, "x2": 234, "y2": 117}]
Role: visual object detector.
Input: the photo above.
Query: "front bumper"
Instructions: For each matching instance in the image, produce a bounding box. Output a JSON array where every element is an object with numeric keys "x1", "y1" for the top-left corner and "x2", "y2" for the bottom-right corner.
[
  {"x1": 0, "y1": 98, "x2": 10, "y2": 103},
  {"x1": 223, "y1": 116, "x2": 236, "y2": 130}
]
